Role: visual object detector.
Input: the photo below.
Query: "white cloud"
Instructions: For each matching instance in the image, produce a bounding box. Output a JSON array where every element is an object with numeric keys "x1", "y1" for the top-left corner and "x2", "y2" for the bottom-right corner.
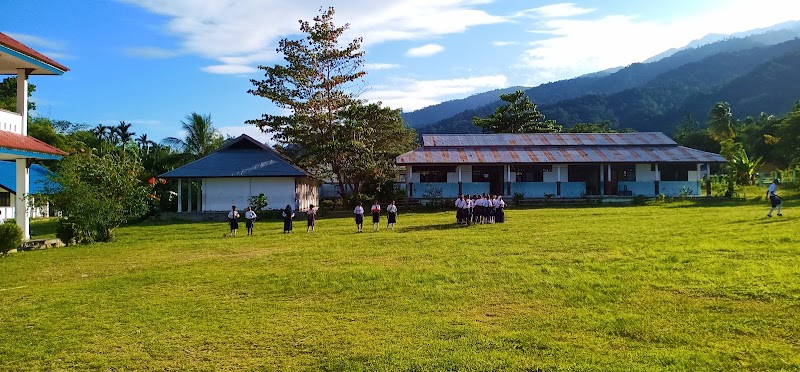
[
  {"x1": 362, "y1": 75, "x2": 508, "y2": 111},
  {"x1": 217, "y1": 125, "x2": 274, "y2": 144},
  {"x1": 516, "y1": 3, "x2": 595, "y2": 19},
  {"x1": 406, "y1": 44, "x2": 444, "y2": 58},
  {"x1": 3, "y1": 32, "x2": 65, "y2": 50},
  {"x1": 123, "y1": 47, "x2": 180, "y2": 58},
  {"x1": 492, "y1": 41, "x2": 518, "y2": 47},
  {"x1": 364, "y1": 63, "x2": 401, "y2": 70},
  {"x1": 201, "y1": 65, "x2": 259, "y2": 75},
  {"x1": 118, "y1": 0, "x2": 507, "y2": 74},
  {"x1": 515, "y1": 0, "x2": 800, "y2": 86}
]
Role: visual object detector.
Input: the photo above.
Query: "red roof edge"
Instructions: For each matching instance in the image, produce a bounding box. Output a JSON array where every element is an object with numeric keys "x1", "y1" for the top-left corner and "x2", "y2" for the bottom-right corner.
[
  {"x1": 0, "y1": 130, "x2": 68, "y2": 157},
  {"x1": 0, "y1": 32, "x2": 70, "y2": 73}
]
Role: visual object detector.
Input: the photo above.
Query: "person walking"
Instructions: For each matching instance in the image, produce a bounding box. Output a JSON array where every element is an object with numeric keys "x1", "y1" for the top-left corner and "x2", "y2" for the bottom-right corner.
[
  {"x1": 495, "y1": 195, "x2": 506, "y2": 223},
  {"x1": 244, "y1": 206, "x2": 257, "y2": 235},
  {"x1": 386, "y1": 200, "x2": 398, "y2": 230},
  {"x1": 371, "y1": 200, "x2": 381, "y2": 232},
  {"x1": 354, "y1": 202, "x2": 365, "y2": 233},
  {"x1": 306, "y1": 204, "x2": 318, "y2": 232},
  {"x1": 766, "y1": 178, "x2": 783, "y2": 218},
  {"x1": 227, "y1": 205, "x2": 240, "y2": 237},
  {"x1": 282, "y1": 205, "x2": 294, "y2": 233}
]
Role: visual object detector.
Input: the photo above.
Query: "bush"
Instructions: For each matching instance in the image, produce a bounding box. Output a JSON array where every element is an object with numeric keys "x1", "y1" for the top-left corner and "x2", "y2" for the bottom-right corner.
[
  {"x1": 632, "y1": 194, "x2": 648, "y2": 206},
  {"x1": 0, "y1": 223, "x2": 23, "y2": 256},
  {"x1": 248, "y1": 193, "x2": 269, "y2": 211},
  {"x1": 512, "y1": 192, "x2": 525, "y2": 204},
  {"x1": 56, "y1": 218, "x2": 93, "y2": 246}
]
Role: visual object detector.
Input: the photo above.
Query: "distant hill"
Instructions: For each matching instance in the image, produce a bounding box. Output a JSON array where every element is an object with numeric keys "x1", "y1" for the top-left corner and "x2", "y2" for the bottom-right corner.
[
  {"x1": 400, "y1": 87, "x2": 527, "y2": 128},
  {"x1": 417, "y1": 24, "x2": 800, "y2": 134}
]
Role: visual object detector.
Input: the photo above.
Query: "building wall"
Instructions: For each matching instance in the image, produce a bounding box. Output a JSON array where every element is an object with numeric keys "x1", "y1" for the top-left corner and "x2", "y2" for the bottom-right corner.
[
  {"x1": 0, "y1": 186, "x2": 50, "y2": 219},
  {"x1": 636, "y1": 164, "x2": 658, "y2": 182},
  {"x1": 203, "y1": 177, "x2": 297, "y2": 211},
  {"x1": 0, "y1": 109, "x2": 23, "y2": 135},
  {"x1": 295, "y1": 178, "x2": 319, "y2": 211}
]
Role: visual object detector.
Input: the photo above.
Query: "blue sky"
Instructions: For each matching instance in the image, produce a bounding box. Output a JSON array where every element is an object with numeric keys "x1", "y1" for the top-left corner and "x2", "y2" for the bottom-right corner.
[{"x1": 3, "y1": 0, "x2": 798, "y2": 143}]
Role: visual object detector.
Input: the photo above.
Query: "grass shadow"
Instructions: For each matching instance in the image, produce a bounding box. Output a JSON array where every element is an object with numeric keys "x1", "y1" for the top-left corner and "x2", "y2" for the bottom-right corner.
[{"x1": 398, "y1": 222, "x2": 467, "y2": 233}]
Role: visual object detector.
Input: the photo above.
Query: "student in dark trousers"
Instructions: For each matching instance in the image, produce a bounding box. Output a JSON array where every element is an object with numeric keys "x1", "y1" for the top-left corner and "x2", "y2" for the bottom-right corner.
[
  {"x1": 282, "y1": 205, "x2": 294, "y2": 233},
  {"x1": 244, "y1": 206, "x2": 257, "y2": 235},
  {"x1": 306, "y1": 204, "x2": 318, "y2": 232},
  {"x1": 386, "y1": 200, "x2": 398, "y2": 230},
  {"x1": 371, "y1": 200, "x2": 381, "y2": 232},
  {"x1": 227, "y1": 205, "x2": 240, "y2": 237},
  {"x1": 766, "y1": 178, "x2": 783, "y2": 217},
  {"x1": 354, "y1": 202, "x2": 365, "y2": 232}
]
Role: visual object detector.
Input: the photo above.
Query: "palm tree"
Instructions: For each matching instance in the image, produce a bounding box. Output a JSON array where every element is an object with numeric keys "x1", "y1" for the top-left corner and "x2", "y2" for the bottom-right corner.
[
  {"x1": 92, "y1": 124, "x2": 110, "y2": 142},
  {"x1": 115, "y1": 121, "x2": 136, "y2": 146},
  {"x1": 163, "y1": 112, "x2": 223, "y2": 159},
  {"x1": 707, "y1": 102, "x2": 735, "y2": 142},
  {"x1": 135, "y1": 133, "x2": 156, "y2": 155}
]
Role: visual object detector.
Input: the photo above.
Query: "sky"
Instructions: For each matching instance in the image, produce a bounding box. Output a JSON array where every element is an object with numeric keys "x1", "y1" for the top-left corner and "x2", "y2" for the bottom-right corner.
[{"x1": 3, "y1": 0, "x2": 799, "y2": 143}]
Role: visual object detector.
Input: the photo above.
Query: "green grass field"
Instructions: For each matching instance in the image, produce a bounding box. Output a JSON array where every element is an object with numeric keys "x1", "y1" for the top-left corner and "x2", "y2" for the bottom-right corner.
[{"x1": 2, "y1": 197, "x2": 799, "y2": 371}]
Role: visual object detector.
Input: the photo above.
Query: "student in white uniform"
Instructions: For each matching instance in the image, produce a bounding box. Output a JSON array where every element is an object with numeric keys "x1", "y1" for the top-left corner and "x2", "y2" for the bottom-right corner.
[
  {"x1": 386, "y1": 200, "x2": 398, "y2": 230},
  {"x1": 306, "y1": 204, "x2": 318, "y2": 232},
  {"x1": 227, "y1": 205, "x2": 240, "y2": 237},
  {"x1": 766, "y1": 178, "x2": 782, "y2": 218},
  {"x1": 354, "y1": 202, "x2": 365, "y2": 233},
  {"x1": 454, "y1": 195, "x2": 464, "y2": 224},
  {"x1": 244, "y1": 207, "x2": 257, "y2": 235},
  {"x1": 371, "y1": 200, "x2": 382, "y2": 232}
]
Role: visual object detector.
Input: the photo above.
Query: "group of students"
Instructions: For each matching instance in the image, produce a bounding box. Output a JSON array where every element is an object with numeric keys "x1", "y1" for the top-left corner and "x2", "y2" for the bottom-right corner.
[
  {"x1": 454, "y1": 194, "x2": 506, "y2": 225},
  {"x1": 354, "y1": 200, "x2": 398, "y2": 232},
  {"x1": 226, "y1": 203, "x2": 319, "y2": 236}
]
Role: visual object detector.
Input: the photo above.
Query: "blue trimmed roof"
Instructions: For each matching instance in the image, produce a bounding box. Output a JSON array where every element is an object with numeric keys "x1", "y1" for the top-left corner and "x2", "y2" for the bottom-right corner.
[
  {"x1": 0, "y1": 161, "x2": 56, "y2": 194},
  {"x1": 160, "y1": 134, "x2": 313, "y2": 178}
]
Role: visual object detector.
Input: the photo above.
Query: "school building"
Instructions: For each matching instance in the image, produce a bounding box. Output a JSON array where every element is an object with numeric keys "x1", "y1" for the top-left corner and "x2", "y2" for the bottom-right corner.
[{"x1": 395, "y1": 133, "x2": 726, "y2": 199}]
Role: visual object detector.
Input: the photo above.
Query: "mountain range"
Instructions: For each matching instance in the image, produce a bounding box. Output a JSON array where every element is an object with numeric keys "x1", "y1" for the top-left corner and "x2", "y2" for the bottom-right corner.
[{"x1": 404, "y1": 21, "x2": 800, "y2": 135}]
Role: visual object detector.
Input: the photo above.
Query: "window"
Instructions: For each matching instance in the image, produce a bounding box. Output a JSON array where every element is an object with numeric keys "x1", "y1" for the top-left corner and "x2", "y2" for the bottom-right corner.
[
  {"x1": 0, "y1": 192, "x2": 10, "y2": 207},
  {"x1": 660, "y1": 164, "x2": 694, "y2": 181},
  {"x1": 620, "y1": 165, "x2": 636, "y2": 181},
  {"x1": 415, "y1": 166, "x2": 453, "y2": 182},
  {"x1": 511, "y1": 165, "x2": 552, "y2": 182}
]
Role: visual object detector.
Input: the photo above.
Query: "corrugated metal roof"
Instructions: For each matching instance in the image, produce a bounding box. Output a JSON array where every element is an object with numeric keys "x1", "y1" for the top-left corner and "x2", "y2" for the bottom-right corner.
[
  {"x1": 396, "y1": 146, "x2": 726, "y2": 164},
  {"x1": 422, "y1": 132, "x2": 676, "y2": 147},
  {"x1": 0, "y1": 162, "x2": 56, "y2": 194},
  {"x1": 160, "y1": 135, "x2": 312, "y2": 178}
]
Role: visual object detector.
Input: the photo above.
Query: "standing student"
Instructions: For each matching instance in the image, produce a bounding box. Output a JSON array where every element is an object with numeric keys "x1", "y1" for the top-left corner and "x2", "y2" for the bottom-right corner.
[
  {"x1": 766, "y1": 178, "x2": 783, "y2": 217},
  {"x1": 461, "y1": 195, "x2": 472, "y2": 225},
  {"x1": 354, "y1": 202, "x2": 365, "y2": 233},
  {"x1": 495, "y1": 196, "x2": 506, "y2": 223},
  {"x1": 454, "y1": 195, "x2": 464, "y2": 224},
  {"x1": 244, "y1": 206, "x2": 257, "y2": 236},
  {"x1": 282, "y1": 205, "x2": 294, "y2": 233},
  {"x1": 227, "y1": 205, "x2": 240, "y2": 237},
  {"x1": 306, "y1": 204, "x2": 318, "y2": 232},
  {"x1": 371, "y1": 200, "x2": 382, "y2": 232},
  {"x1": 0, "y1": 210, "x2": 4, "y2": 225},
  {"x1": 471, "y1": 195, "x2": 479, "y2": 224},
  {"x1": 386, "y1": 200, "x2": 398, "y2": 230}
]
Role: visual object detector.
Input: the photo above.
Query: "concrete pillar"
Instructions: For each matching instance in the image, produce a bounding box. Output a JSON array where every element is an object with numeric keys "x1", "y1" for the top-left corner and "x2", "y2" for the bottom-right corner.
[
  {"x1": 654, "y1": 163, "x2": 660, "y2": 196},
  {"x1": 599, "y1": 164, "x2": 605, "y2": 196},
  {"x1": 195, "y1": 179, "x2": 201, "y2": 211},
  {"x1": 505, "y1": 165, "x2": 511, "y2": 196},
  {"x1": 177, "y1": 179, "x2": 182, "y2": 213},
  {"x1": 187, "y1": 180, "x2": 192, "y2": 212},
  {"x1": 556, "y1": 165, "x2": 562, "y2": 197},
  {"x1": 15, "y1": 159, "x2": 30, "y2": 239},
  {"x1": 17, "y1": 69, "x2": 30, "y2": 135}
]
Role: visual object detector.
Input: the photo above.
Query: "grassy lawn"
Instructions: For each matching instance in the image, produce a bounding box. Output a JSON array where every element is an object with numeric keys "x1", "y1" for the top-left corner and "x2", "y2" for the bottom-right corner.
[{"x1": 2, "y1": 196, "x2": 799, "y2": 370}]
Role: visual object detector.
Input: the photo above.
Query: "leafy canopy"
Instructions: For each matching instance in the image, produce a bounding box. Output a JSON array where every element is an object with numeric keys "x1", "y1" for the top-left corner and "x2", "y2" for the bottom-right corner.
[{"x1": 473, "y1": 90, "x2": 562, "y2": 133}]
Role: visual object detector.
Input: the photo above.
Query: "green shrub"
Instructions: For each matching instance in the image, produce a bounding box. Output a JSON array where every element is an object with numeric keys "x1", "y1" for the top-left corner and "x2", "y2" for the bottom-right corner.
[
  {"x1": 632, "y1": 194, "x2": 648, "y2": 206},
  {"x1": 248, "y1": 193, "x2": 269, "y2": 211},
  {"x1": 0, "y1": 223, "x2": 23, "y2": 256},
  {"x1": 56, "y1": 218, "x2": 93, "y2": 246}
]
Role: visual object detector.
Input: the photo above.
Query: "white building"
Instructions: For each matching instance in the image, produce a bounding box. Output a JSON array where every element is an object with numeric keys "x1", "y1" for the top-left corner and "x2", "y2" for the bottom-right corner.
[
  {"x1": 160, "y1": 134, "x2": 319, "y2": 212},
  {"x1": 0, "y1": 32, "x2": 68, "y2": 238}
]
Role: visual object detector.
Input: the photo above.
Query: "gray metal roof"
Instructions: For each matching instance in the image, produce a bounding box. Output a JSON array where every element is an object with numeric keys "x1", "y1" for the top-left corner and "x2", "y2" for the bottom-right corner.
[
  {"x1": 422, "y1": 132, "x2": 676, "y2": 147},
  {"x1": 396, "y1": 145, "x2": 726, "y2": 164},
  {"x1": 160, "y1": 135, "x2": 312, "y2": 178}
]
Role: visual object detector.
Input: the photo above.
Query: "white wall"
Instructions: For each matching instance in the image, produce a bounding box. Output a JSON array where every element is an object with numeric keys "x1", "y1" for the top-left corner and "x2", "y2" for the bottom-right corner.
[
  {"x1": 203, "y1": 177, "x2": 296, "y2": 211},
  {"x1": 636, "y1": 164, "x2": 658, "y2": 182},
  {"x1": 0, "y1": 109, "x2": 22, "y2": 135},
  {"x1": 542, "y1": 165, "x2": 568, "y2": 182}
]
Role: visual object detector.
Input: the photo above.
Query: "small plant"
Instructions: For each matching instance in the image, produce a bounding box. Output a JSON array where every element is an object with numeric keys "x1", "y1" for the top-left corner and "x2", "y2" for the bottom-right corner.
[
  {"x1": 0, "y1": 223, "x2": 23, "y2": 256},
  {"x1": 679, "y1": 187, "x2": 694, "y2": 198},
  {"x1": 422, "y1": 185, "x2": 443, "y2": 199},
  {"x1": 512, "y1": 191, "x2": 525, "y2": 204},
  {"x1": 248, "y1": 193, "x2": 269, "y2": 211},
  {"x1": 632, "y1": 194, "x2": 648, "y2": 206},
  {"x1": 543, "y1": 193, "x2": 555, "y2": 199}
]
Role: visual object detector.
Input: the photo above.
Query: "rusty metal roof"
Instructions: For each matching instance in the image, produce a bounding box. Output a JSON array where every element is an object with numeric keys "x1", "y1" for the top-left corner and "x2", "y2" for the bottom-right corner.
[
  {"x1": 422, "y1": 132, "x2": 676, "y2": 147},
  {"x1": 396, "y1": 146, "x2": 726, "y2": 164}
]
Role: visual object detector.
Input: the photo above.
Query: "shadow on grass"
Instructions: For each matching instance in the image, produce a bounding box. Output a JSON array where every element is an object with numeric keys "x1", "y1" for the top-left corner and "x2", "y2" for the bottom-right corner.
[{"x1": 398, "y1": 222, "x2": 466, "y2": 233}]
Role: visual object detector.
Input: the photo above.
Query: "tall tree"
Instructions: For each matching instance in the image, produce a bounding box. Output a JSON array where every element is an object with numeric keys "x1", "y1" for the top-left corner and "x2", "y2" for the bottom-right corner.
[
  {"x1": 246, "y1": 7, "x2": 366, "y2": 199},
  {"x1": 115, "y1": 121, "x2": 136, "y2": 145},
  {"x1": 163, "y1": 112, "x2": 223, "y2": 159},
  {"x1": 707, "y1": 102, "x2": 736, "y2": 142},
  {"x1": 0, "y1": 77, "x2": 36, "y2": 112},
  {"x1": 473, "y1": 90, "x2": 562, "y2": 133},
  {"x1": 135, "y1": 133, "x2": 156, "y2": 155}
]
